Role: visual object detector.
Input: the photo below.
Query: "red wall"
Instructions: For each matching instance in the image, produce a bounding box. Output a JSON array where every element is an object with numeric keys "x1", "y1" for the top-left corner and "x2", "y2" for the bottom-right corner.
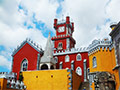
[
  {"x1": 12, "y1": 43, "x2": 39, "y2": 79},
  {"x1": 54, "y1": 39, "x2": 67, "y2": 50},
  {"x1": 56, "y1": 52, "x2": 89, "y2": 82}
]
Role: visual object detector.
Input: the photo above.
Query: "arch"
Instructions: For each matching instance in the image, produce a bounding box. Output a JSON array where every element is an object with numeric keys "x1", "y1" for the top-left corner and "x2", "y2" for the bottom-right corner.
[
  {"x1": 76, "y1": 54, "x2": 82, "y2": 61},
  {"x1": 41, "y1": 64, "x2": 48, "y2": 70},
  {"x1": 65, "y1": 55, "x2": 69, "y2": 62},
  {"x1": 93, "y1": 57, "x2": 97, "y2": 68},
  {"x1": 76, "y1": 67, "x2": 82, "y2": 76},
  {"x1": 21, "y1": 59, "x2": 28, "y2": 71},
  {"x1": 50, "y1": 65, "x2": 54, "y2": 69}
]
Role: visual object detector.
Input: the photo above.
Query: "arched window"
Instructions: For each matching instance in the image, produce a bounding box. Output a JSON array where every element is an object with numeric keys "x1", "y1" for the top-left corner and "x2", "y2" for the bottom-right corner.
[
  {"x1": 54, "y1": 57, "x2": 58, "y2": 63},
  {"x1": 58, "y1": 42, "x2": 63, "y2": 49},
  {"x1": 21, "y1": 59, "x2": 28, "y2": 71},
  {"x1": 93, "y1": 57, "x2": 97, "y2": 68},
  {"x1": 77, "y1": 54, "x2": 81, "y2": 61},
  {"x1": 65, "y1": 55, "x2": 69, "y2": 62},
  {"x1": 76, "y1": 67, "x2": 82, "y2": 76}
]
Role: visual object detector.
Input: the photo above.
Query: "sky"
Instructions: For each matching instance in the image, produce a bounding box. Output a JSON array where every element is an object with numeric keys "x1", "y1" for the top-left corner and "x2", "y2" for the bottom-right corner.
[{"x1": 0, "y1": 0, "x2": 120, "y2": 72}]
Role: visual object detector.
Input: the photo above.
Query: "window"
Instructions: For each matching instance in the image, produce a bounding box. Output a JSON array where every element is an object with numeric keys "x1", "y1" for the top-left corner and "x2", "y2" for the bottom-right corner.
[
  {"x1": 21, "y1": 59, "x2": 28, "y2": 71},
  {"x1": 71, "y1": 60, "x2": 74, "y2": 70},
  {"x1": 67, "y1": 38, "x2": 70, "y2": 49},
  {"x1": 77, "y1": 54, "x2": 81, "y2": 61},
  {"x1": 58, "y1": 42, "x2": 63, "y2": 49},
  {"x1": 93, "y1": 57, "x2": 97, "y2": 68},
  {"x1": 65, "y1": 55, "x2": 69, "y2": 62},
  {"x1": 59, "y1": 62, "x2": 63, "y2": 69},
  {"x1": 54, "y1": 57, "x2": 58, "y2": 63},
  {"x1": 76, "y1": 67, "x2": 82, "y2": 76}
]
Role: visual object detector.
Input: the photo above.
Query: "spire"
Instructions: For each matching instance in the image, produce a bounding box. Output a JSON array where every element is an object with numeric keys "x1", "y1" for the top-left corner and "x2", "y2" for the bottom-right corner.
[{"x1": 40, "y1": 32, "x2": 55, "y2": 64}]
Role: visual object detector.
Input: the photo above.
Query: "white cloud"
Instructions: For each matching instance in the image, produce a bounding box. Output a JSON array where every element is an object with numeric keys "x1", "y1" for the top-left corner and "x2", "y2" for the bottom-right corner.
[
  {"x1": 19, "y1": 0, "x2": 59, "y2": 29},
  {"x1": 0, "y1": 0, "x2": 57, "y2": 71},
  {"x1": 0, "y1": 0, "x2": 120, "y2": 71},
  {"x1": 106, "y1": 0, "x2": 120, "y2": 22},
  {"x1": 0, "y1": 55, "x2": 11, "y2": 70},
  {"x1": 61, "y1": 0, "x2": 113, "y2": 47}
]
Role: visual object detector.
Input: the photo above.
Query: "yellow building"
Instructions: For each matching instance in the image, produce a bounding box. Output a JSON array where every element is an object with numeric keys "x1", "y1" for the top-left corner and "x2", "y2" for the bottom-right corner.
[{"x1": 88, "y1": 38, "x2": 120, "y2": 90}]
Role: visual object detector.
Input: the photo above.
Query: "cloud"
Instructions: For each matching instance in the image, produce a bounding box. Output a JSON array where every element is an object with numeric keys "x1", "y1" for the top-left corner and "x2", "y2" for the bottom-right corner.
[
  {"x1": 106, "y1": 0, "x2": 120, "y2": 22},
  {"x1": 0, "y1": 0, "x2": 58, "y2": 71},
  {"x1": 60, "y1": 0, "x2": 113, "y2": 47},
  {"x1": 0, "y1": 55, "x2": 11, "y2": 70},
  {"x1": 19, "y1": 0, "x2": 59, "y2": 29}
]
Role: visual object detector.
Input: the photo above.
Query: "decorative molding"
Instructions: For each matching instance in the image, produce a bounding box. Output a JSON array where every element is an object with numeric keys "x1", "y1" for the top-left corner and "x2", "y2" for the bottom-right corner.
[
  {"x1": 54, "y1": 47, "x2": 88, "y2": 56},
  {"x1": 88, "y1": 39, "x2": 113, "y2": 55},
  {"x1": 12, "y1": 38, "x2": 43, "y2": 56}
]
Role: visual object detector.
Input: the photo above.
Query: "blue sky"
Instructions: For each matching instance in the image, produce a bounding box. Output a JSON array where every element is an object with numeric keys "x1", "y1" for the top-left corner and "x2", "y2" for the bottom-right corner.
[{"x1": 0, "y1": 0, "x2": 120, "y2": 72}]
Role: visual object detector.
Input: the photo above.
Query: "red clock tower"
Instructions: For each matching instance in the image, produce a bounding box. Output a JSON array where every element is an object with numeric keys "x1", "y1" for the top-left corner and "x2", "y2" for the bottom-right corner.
[
  {"x1": 52, "y1": 16, "x2": 76, "y2": 52},
  {"x1": 52, "y1": 16, "x2": 89, "y2": 82}
]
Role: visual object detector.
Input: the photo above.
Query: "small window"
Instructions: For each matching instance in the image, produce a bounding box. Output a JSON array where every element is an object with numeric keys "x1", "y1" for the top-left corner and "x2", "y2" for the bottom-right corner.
[
  {"x1": 65, "y1": 55, "x2": 69, "y2": 62},
  {"x1": 58, "y1": 42, "x2": 63, "y2": 49},
  {"x1": 59, "y1": 62, "x2": 63, "y2": 69},
  {"x1": 93, "y1": 57, "x2": 97, "y2": 68},
  {"x1": 76, "y1": 67, "x2": 82, "y2": 76},
  {"x1": 54, "y1": 57, "x2": 58, "y2": 63},
  {"x1": 77, "y1": 54, "x2": 81, "y2": 61},
  {"x1": 21, "y1": 59, "x2": 28, "y2": 71},
  {"x1": 71, "y1": 60, "x2": 74, "y2": 70}
]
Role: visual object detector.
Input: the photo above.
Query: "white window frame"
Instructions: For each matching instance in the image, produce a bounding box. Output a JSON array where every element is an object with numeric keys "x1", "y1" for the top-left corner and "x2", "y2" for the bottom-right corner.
[
  {"x1": 76, "y1": 67, "x2": 82, "y2": 76},
  {"x1": 58, "y1": 42, "x2": 63, "y2": 49},
  {"x1": 76, "y1": 54, "x2": 82, "y2": 61},
  {"x1": 65, "y1": 55, "x2": 70, "y2": 62},
  {"x1": 21, "y1": 59, "x2": 28, "y2": 71},
  {"x1": 54, "y1": 56, "x2": 58, "y2": 63},
  {"x1": 71, "y1": 60, "x2": 74, "y2": 70},
  {"x1": 93, "y1": 57, "x2": 97, "y2": 68},
  {"x1": 66, "y1": 38, "x2": 70, "y2": 49}
]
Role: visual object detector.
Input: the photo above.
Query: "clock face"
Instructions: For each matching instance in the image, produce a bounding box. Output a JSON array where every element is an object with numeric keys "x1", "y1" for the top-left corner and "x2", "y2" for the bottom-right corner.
[
  {"x1": 76, "y1": 67, "x2": 82, "y2": 76},
  {"x1": 58, "y1": 26, "x2": 65, "y2": 32}
]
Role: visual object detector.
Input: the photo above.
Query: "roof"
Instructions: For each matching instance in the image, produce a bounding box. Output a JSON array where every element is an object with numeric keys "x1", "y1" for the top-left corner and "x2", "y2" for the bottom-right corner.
[
  {"x1": 40, "y1": 33, "x2": 56, "y2": 64},
  {"x1": 12, "y1": 38, "x2": 43, "y2": 56}
]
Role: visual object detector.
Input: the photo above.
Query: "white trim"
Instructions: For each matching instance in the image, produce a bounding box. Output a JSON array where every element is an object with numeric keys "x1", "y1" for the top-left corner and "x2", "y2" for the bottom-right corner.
[
  {"x1": 76, "y1": 54, "x2": 82, "y2": 61},
  {"x1": 76, "y1": 67, "x2": 82, "y2": 76},
  {"x1": 93, "y1": 57, "x2": 97, "y2": 68},
  {"x1": 12, "y1": 38, "x2": 42, "y2": 56},
  {"x1": 21, "y1": 58, "x2": 28, "y2": 71},
  {"x1": 65, "y1": 55, "x2": 70, "y2": 62},
  {"x1": 54, "y1": 56, "x2": 58, "y2": 63}
]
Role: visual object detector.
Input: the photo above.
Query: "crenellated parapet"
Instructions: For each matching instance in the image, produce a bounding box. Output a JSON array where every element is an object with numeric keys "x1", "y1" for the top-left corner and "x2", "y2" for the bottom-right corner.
[
  {"x1": 88, "y1": 38, "x2": 113, "y2": 56},
  {"x1": 54, "y1": 47, "x2": 88, "y2": 56},
  {"x1": 0, "y1": 72, "x2": 17, "y2": 79},
  {"x1": 12, "y1": 38, "x2": 43, "y2": 56}
]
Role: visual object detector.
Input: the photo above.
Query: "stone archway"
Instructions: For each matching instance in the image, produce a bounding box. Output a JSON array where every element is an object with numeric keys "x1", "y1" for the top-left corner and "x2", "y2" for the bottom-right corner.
[{"x1": 41, "y1": 64, "x2": 48, "y2": 70}]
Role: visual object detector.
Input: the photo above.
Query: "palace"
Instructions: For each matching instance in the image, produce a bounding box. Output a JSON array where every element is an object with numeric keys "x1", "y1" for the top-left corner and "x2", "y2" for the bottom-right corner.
[{"x1": 0, "y1": 16, "x2": 120, "y2": 90}]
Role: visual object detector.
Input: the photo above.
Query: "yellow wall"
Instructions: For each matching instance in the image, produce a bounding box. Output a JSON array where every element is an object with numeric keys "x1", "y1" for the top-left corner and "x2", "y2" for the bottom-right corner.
[
  {"x1": 89, "y1": 48, "x2": 120, "y2": 90},
  {"x1": 0, "y1": 78, "x2": 7, "y2": 90},
  {"x1": 89, "y1": 48, "x2": 116, "y2": 73},
  {"x1": 23, "y1": 69, "x2": 81, "y2": 90}
]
